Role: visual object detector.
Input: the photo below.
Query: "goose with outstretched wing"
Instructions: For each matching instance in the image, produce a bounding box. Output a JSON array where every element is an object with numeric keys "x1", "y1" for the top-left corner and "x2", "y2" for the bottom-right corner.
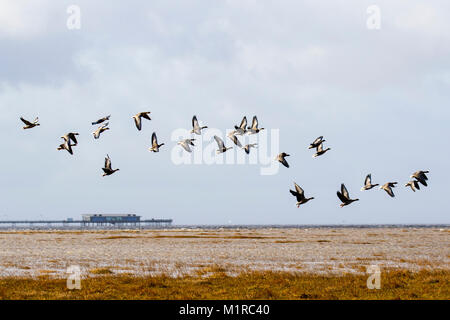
[
  {"x1": 313, "y1": 142, "x2": 331, "y2": 158},
  {"x1": 20, "y1": 117, "x2": 40, "y2": 130},
  {"x1": 227, "y1": 132, "x2": 242, "y2": 148},
  {"x1": 290, "y1": 182, "x2": 314, "y2": 207},
  {"x1": 308, "y1": 136, "x2": 324, "y2": 149},
  {"x1": 380, "y1": 182, "x2": 398, "y2": 197},
  {"x1": 234, "y1": 116, "x2": 247, "y2": 135},
  {"x1": 337, "y1": 183, "x2": 359, "y2": 207},
  {"x1": 61, "y1": 132, "x2": 79, "y2": 146},
  {"x1": 405, "y1": 180, "x2": 420, "y2": 192},
  {"x1": 410, "y1": 171, "x2": 429, "y2": 187},
  {"x1": 92, "y1": 115, "x2": 110, "y2": 126},
  {"x1": 247, "y1": 116, "x2": 264, "y2": 134},
  {"x1": 243, "y1": 143, "x2": 257, "y2": 154},
  {"x1": 149, "y1": 132, "x2": 165, "y2": 152},
  {"x1": 361, "y1": 174, "x2": 379, "y2": 191},
  {"x1": 214, "y1": 135, "x2": 232, "y2": 154},
  {"x1": 102, "y1": 154, "x2": 120, "y2": 176},
  {"x1": 178, "y1": 138, "x2": 195, "y2": 153},
  {"x1": 191, "y1": 115, "x2": 208, "y2": 135},
  {"x1": 133, "y1": 112, "x2": 151, "y2": 131},
  {"x1": 276, "y1": 152, "x2": 290, "y2": 168},
  {"x1": 92, "y1": 122, "x2": 110, "y2": 139}
]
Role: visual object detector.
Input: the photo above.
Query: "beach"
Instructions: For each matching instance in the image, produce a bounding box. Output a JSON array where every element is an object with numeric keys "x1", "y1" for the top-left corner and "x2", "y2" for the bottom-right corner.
[{"x1": 1, "y1": 227, "x2": 448, "y2": 278}]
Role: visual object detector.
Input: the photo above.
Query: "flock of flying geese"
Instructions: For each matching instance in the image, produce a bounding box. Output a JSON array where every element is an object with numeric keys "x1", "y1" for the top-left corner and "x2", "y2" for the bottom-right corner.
[
  {"x1": 20, "y1": 114, "x2": 430, "y2": 208},
  {"x1": 288, "y1": 136, "x2": 430, "y2": 207},
  {"x1": 289, "y1": 134, "x2": 430, "y2": 207},
  {"x1": 19, "y1": 114, "x2": 263, "y2": 176}
]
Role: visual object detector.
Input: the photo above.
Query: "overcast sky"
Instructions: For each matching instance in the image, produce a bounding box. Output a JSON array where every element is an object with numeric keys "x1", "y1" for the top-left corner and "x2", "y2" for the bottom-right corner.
[{"x1": 0, "y1": 1, "x2": 449, "y2": 224}]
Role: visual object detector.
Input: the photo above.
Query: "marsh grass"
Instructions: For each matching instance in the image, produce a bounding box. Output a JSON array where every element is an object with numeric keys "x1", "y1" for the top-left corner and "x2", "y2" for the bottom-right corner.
[
  {"x1": 0, "y1": 269, "x2": 448, "y2": 300},
  {"x1": 89, "y1": 268, "x2": 114, "y2": 275}
]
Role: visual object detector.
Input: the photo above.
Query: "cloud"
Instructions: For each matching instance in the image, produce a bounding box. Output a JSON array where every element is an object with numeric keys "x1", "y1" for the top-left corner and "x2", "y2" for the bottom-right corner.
[
  {"x1": 394, "y1": 3, "x2": 449, "y2": 36},
  {"x1": 0, "y1": 1, "x2": 448, "y2": 224},
  {"x1": 0, "y1": 0, "x2": 56, "y2": 38}
]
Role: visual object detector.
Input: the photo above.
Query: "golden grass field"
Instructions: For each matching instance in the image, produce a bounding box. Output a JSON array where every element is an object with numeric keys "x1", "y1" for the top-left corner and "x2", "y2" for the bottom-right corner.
[
  {"x1": 0, "y1": 228, "x2": 448, "y2": 299},
  {"x1": 0, "y1": 269, "x2": 448, "y2": 300}
]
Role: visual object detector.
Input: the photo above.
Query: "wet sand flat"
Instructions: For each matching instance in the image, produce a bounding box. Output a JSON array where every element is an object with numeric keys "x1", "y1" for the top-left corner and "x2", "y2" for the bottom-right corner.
[{"x1": 0, "y1": 228, "x2": 448, "y2": 278}]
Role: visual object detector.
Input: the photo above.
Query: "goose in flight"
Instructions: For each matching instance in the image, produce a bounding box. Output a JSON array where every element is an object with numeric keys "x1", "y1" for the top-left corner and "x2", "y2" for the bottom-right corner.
[
  {"x1": 243, "y1": 143, "x2": 257, "y2": 154},
  {"x1": 92, "y1": 115, "x2": 110, "y2": 126},
  {"x1": 133, "y1": 112, "x2": 151, "y2": 131},
  {"x1": 149, "y1": 132, "x2": 165, "y2": 152},
  {"x1": 276, "y1": 152, "x2": 290, "y2": 168},
  {"x1": 337, "y1": 184, "x2": 359, "y2": 207},
  {"x1": 191, "y1": 115, "x2": 208, "y2": 135},
  {"x1": 178, "y1": 138, "x2": 195, "y2": 153},
  {"x1": 380, "y1": 182, "x2": 398, "y2": 197},
  {"x1": 308, "y1": 136, "x2": 324, "y2": 149},
  {"x1": 92, "y1": 122, "x2": 110, "y2": 139},
  {"x1": 410, "y1": 171, "x2": 429, "y2": 187},
  {"x1": 227, "y1": 132, "x2": 242, "y2": 148},
  {"x1": 405, "y1": 180, "x2": 420, "y2": 192},
  {"x1": 214, "y1": 135, "x2": 232, "y2": 154},
  {"x1": 290, "y1": 182, "x2": 314, "y2": 207},
  {"x1": 61, "y1": 133, "x2": 79, "y2": 146},
  {"x1": 361, "y1": 174, "x2": 379, "y2": 191},
  {"x1": 247, "y1": 116, "x2": 264, "y2": 134},
  {"x1": 20, "y1": 117, "x2": 40, "y2": 130},
  {"x1": 234, "y1": 116, "x2": 247, "y2": 135},
  {"x1": 102, "y1": 154, "x2": 119, "y2": 176},
  {"x1": 313, "y1": 142, "x2": 331, "y2": 158},
  {"x1": 57, "y1": 140, "x2": 73, "y2": 155}
]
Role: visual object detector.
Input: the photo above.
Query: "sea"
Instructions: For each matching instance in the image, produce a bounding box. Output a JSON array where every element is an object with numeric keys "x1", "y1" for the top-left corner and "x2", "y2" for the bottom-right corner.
[{"x1": 0, "y1": 224, "x2": 448, "y2": 231}]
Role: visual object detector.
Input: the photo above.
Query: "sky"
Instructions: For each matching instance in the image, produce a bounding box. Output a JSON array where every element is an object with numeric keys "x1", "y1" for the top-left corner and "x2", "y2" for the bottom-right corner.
[{"x1": 0, "y1": 0, "x2": 449, "y2": 224}]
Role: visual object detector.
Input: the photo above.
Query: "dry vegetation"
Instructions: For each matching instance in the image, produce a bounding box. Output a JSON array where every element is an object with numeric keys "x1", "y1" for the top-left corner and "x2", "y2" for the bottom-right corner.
[
  {"x1": 0, "y1": 228, "x2": 448, "y2": 299},
  {"x1": 0, "y1": 269, "x2": 448, "y2": 300}
]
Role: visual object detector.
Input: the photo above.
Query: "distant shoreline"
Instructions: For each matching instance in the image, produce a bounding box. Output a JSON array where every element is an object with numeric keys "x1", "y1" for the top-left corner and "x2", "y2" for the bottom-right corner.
[
  {"x1": 165, "y1": 224, "x2": 450, "y2": 229},
  {"x1": 0, "y1": 224, "x2": 449, "y2": 231}
]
